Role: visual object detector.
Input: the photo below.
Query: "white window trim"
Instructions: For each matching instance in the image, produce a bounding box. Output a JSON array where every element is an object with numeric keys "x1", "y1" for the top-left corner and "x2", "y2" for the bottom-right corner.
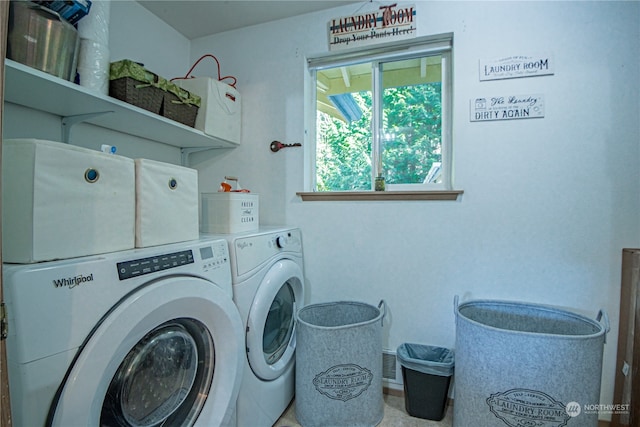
[{"x1": 303, "y1": 33, "x2": 455, "y2": 195}]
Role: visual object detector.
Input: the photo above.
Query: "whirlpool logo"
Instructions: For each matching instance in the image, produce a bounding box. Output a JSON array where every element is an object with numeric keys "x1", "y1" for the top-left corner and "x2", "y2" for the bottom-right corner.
[{"x1": 53, "y1": 273, "x2": 94, "y2": 289}]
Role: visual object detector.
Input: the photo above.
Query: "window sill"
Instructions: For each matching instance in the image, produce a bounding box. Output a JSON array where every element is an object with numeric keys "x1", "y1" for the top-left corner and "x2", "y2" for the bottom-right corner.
[{"x1": 296, "y1": 190, "x2": 463, "y2": 202}]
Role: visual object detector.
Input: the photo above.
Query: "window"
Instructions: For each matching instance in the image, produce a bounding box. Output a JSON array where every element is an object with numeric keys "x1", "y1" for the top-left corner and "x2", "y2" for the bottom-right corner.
[{"x1": 305, "y1": 34, "x2": 453, "y2": 193}]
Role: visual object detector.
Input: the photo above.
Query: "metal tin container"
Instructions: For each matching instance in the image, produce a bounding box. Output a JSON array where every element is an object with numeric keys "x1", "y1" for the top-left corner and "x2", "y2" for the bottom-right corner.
[{"x1": 8, "y1": 1, "x2": 80, "y2": 81}]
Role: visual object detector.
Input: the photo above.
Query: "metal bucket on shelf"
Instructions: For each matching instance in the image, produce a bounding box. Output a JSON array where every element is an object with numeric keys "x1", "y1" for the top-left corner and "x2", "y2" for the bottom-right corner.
[{"x1": 8, "y1": 1, "x2": 80, "y2": 81}]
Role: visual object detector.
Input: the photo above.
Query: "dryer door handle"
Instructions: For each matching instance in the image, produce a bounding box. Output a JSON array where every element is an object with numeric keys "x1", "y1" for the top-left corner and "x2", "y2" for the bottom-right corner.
[{"x1": 290, "y1": 301, "x2": 298, "y2": 349}]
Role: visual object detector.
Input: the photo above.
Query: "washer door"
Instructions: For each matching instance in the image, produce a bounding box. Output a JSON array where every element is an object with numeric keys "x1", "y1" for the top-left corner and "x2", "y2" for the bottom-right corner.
[
  {"x1": 245, "y1": 259, "x2": 304, "y2": 381},
  {"x1": 49, "y1": 276, "x2": 244, "y2": 427}
]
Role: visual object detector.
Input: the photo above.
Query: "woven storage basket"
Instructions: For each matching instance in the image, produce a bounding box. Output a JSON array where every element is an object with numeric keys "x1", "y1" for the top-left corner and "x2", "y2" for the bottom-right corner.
[
  {"x1": 161, "y1": 84, "x2": 200, "y2": 127},
  {"x1": 109, "y1": 60, "x2": 164, "y2": 114}
]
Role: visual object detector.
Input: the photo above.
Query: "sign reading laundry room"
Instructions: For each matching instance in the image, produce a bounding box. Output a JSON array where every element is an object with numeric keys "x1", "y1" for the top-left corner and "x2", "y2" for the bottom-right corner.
[
  {"x1": 486, "y1": 389, "x2": 571, "y2": 427},
  {"x1": 328, "y1": 3, "x2": 416, "y2": 51},
  {"x1": 313, "y1": 364, "x2": 373, "y2": 401},
  {"x1": 479, "y1": 54, "x2": 554, "y2": 81},
  {"x1": 470, "y1": 94, "x2": 545, "y2": 122}
]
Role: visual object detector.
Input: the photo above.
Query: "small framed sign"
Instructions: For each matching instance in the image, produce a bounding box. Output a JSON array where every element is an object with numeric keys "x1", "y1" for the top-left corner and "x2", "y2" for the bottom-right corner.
[
  {"x1": 479, "y1": 54, "x2": 554, "y2": 81},
  {"x1": 470, "y1": 94, "x2": 545, "y2": 122},
  {"x1": 328, "y1": 3, "x2": 417, "y2": 51}
]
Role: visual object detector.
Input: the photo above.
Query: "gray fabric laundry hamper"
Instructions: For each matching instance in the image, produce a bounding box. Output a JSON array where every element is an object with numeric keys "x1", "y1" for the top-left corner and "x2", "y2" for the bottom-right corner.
[
  {"x1": 295, "y1": 300, "x2": 385, "y2": 427},
  {"x1": 453, "y1": 297, "x2": 609, "y2": 427}
]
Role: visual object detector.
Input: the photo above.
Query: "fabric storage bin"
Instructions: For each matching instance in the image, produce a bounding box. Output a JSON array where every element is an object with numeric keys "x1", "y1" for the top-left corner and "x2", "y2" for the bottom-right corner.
[
  {"x1": 109, "y1": 60, "x2": 164, "y2": 114},
  {"x1": 454, "y1": 296, "x2": 609, "y2": 427},
  {"x1": 2, "y1": 138, "x2": 135, "y2": 263},
  {"x1": 135, "y1": 159, "x2": 199, "y2": 248},
  {"x1": 174, "y1": 77, "x2": 242, "y2": 144},
  {"x1": 295, "y1": 300, "x2": 386, "y2": 427},
  {"x1": 200, "y1": 192, "x2": 258, "y2": 234}
]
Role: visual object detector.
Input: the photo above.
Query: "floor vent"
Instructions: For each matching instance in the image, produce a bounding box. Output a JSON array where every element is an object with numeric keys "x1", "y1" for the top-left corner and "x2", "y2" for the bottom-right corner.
[{"x1": 383, "y1": 350, "x2": 396, "y2": 380}]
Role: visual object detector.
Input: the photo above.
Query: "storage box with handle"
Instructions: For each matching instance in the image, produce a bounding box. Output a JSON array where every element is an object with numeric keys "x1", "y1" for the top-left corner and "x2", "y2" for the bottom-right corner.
[
  {"x1": 2, "y1": 138, "x2": 135, "y2": 263},
  {"x1": 173, "y1": 54, "x2": 242, "y2": 145}
]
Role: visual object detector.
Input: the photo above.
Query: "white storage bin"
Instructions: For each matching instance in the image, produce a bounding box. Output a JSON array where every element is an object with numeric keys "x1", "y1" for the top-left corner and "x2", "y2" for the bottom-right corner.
[
  {"x1": 135, "y1": 159, "x2": 199, "y2": 248},
  {"x1": 200, "y1": 192, "x2": 259, "y2": 234},
  {"x1": 2, "y1": 139, "x2": 135, "y2": 263},
  {"x1": 175, "y1": 77, "x2": 241, "y2": 145}
]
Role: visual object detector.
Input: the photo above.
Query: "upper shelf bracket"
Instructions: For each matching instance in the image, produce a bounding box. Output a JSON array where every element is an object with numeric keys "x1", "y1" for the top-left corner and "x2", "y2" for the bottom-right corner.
[
  {"x1": 61, "y1": 111, "x2": 114, "y2": 144},
  {"x1": 180, "y1": 147, "x2": 216, "y2": 166}
]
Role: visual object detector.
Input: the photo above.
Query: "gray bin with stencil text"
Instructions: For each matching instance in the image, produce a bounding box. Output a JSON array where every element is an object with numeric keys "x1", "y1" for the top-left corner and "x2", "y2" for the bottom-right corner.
[
  {"x1": 453, "y1": 297, "x2": 609, "y2": 427},
  {"x1": 295, "y1": 300, "x2": 385, "y2": 427}
]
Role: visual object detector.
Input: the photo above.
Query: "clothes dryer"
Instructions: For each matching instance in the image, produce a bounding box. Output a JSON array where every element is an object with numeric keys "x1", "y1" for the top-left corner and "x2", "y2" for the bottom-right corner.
[
  {"x1": 3, "y1": 237, "x2": 244, "y2": 427},
  {"x1": 208, "y1": 227, "x2": 305, "y2": 427}
]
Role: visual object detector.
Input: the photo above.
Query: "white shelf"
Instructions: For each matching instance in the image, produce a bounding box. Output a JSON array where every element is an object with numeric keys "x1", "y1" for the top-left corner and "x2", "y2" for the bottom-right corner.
[{"x1": 3, "y1": 59, "x2": 238, "y2": 149}]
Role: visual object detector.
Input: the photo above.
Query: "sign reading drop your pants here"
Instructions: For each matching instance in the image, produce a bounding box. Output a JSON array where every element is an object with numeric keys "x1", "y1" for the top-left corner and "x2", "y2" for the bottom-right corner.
[{"x1": 327, "y1": 3, "x2": 417, "y2": 50}]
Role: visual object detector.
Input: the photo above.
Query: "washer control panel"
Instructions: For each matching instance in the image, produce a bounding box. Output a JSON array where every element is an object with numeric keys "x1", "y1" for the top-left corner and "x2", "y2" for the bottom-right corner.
[
  {"x1": 117, "y1": 240, "x2": 229, "y2": 281},
  {"x1": 198, "y1": 240, "x2": 230, "y2": 271},
  {"x1": 117, "y1": 250, "x2": 194, "y2": 280}
]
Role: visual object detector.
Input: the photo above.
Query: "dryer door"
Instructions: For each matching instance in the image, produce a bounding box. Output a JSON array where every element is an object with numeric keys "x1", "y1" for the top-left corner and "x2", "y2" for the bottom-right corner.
[
  {"x1": 245, "y1": 259, "x2": 304, "y2": 381},
  {"x1": 48, "y1": 276, "x2": 244, "y2": 427}
]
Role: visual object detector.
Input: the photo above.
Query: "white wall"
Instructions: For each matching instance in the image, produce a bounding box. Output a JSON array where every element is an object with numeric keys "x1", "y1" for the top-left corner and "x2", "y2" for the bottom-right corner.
[
  {"x1": 109, "y1": 0, "x2": 191, "y2": 80},
  {"x1": 189, "y1": 1, "x2": 640, "y2": 413}
]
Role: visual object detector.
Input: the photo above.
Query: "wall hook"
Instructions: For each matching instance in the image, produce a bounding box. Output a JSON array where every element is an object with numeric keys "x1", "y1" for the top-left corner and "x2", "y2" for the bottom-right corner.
[{"x1": 270, "y1": 140, "x2": 301, "y2": 152}]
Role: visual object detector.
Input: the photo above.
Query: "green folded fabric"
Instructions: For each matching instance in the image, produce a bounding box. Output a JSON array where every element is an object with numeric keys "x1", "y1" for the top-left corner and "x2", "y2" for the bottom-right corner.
[
  {"x1": 109, "y1": 60, "x2": 159, "y2": 85},
  {"x1": 109, "y1": 60, "x2": 201, "y2": 107},
  {"x1": 163, "y1": 80, "x2": 202, "y2": 107}
]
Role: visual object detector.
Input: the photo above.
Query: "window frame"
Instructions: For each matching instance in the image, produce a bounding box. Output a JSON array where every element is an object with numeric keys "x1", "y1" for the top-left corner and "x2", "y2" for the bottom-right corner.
[{"x1": 303, "y1": 33, "x2": 455, "y2": 195}]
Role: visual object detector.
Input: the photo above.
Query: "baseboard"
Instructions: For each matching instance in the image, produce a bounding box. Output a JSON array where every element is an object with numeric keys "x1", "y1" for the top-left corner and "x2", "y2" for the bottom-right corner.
[{"x1": 383, "y1": 386, "x2": 404, "y2": 397}]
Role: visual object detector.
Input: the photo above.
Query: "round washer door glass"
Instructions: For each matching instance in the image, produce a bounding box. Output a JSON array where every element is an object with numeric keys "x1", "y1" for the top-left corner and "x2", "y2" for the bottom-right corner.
[
  {"x1": 263, "y1": 282, "x2": 295, "y2": 365},
  {"x1": 101, "y1": 319, "x2": 214, "y2": 427}
]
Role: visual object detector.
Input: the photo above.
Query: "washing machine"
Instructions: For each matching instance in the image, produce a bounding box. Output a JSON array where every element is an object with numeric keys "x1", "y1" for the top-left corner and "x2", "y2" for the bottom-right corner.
[
  {"x1": 207, "y1": 227, "x2": 305, "y2": 427},
  {"x1": 3, "y1": 237, "x2": 244, "y2": 427}
]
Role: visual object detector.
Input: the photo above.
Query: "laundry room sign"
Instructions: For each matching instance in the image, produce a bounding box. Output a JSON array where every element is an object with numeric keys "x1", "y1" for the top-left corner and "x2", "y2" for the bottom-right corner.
[
  {"x1": 313, "y1": 364, "x2": 373, "y2": 401},
  {"x1": 470, "y1": 94, "x2": 545, "y2": 122},
  {"x1": 328, "y1": 3, "x2": 417, "y2": 51},
  {"x1": 479, "y1": 54, "x2": 554, "y2": 81}
]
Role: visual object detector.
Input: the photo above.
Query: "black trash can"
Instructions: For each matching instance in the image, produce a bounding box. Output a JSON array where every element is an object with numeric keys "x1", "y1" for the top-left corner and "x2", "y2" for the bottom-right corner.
[{"x1": 396, "y1": 343, "x2": 454, "y2": 421}]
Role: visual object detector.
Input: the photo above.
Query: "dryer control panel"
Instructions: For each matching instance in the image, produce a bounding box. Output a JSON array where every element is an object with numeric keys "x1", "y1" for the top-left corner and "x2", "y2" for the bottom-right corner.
[{"x1": 233, "y1": 229, "x2": 302, "y2": 277}]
